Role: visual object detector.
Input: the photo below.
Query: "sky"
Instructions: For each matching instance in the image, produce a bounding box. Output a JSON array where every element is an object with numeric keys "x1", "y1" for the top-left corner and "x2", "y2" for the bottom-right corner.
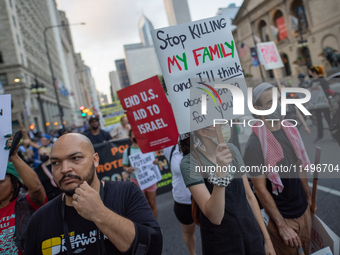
[{"x1": 55, "y1": 0, "x2": 244, "y2": 100}]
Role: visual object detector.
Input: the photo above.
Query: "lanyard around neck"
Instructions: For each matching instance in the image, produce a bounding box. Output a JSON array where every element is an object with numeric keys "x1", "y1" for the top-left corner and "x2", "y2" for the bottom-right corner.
[{"x1": 61, "y1": 181, "x2": 106, "y2": 255}]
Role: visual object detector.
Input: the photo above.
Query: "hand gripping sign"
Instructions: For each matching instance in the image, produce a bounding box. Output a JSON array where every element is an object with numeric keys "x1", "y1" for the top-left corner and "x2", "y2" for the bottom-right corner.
[{"x1": 117, "y1": 76, "x2": 178, "y2": 153}]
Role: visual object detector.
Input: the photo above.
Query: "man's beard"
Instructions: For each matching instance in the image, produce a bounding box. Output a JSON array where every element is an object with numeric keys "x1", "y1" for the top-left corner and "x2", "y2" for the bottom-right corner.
[
  {"x1": 62, "y1": 163, "x2": 96, "y2": 197},
  {"x1": 92, "y1": 125, "x2": 99, "y2": 130}
]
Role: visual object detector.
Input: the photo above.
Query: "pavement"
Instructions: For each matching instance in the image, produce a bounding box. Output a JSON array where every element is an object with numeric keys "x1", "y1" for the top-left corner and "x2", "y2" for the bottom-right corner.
[{"x1": 156, "y1": 117, "x2": 340, "y2": 255}]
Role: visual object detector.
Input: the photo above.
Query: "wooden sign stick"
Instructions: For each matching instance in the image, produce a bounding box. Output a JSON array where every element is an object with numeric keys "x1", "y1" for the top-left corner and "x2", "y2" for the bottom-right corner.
[{"x1": 311, "y1": 146, "x2": 321, "y2": 214}]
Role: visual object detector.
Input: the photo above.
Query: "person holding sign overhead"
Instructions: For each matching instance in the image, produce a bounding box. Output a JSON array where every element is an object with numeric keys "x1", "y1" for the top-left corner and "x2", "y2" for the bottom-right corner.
[
  {"x1": 122, "y1": 130, "x2": 159, "y2": 219},
  {"x1": 179, "y1": 124, "x2": 275, "y2": 255}
]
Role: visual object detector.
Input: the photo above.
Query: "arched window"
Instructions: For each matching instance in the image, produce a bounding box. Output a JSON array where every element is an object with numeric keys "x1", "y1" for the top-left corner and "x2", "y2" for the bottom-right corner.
[
  {"x1": 258, "y1": 20, "x2": 269, "y2": 42},
  {"x1": 273, "y1": 10, "x2": 288, "y2": 41},
  {"x1": 291, "y1": 0, "x2": 308, "y2": 32},
  {"x1": 281, "y1": 54, "x2": 292, "y2": 76}
]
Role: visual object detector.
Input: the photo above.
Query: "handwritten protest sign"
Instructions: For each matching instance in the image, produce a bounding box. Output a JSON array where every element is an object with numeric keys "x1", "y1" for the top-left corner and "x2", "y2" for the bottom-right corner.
[
  {"x1": 151, "y1": 15, "x2": 248, "y2": 133},
  {"x1": 128, "y1": 151, "x2": 162, "y2": 190},
  {"x1": 117, "y1": 76, "x2": 178, "y2": 153},
  {"x1": 257, "y1": 42, "x2": 284, "y2": 70},
  {"x1": 93, "y1": 139, "x2": 172, "y2": 195},
  {"x1": 0, "y1": 95, "x2": 12, "y2": 180}
]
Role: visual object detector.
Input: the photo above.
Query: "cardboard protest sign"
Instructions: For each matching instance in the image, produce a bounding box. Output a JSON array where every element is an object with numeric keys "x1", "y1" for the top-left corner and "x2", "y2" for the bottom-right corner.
[
  {"x1": 257, "y1": 42, "x2": 284, "y2": 70},
  {"x1": 307, "y1": 85, "x2": 330, "y2": 110},
  {"x1": 128, "y1": 151, "x2": 162, "y2": 190},
  {"x1": 151, "y1": 15, "x2": 248, "y2": 133},
  {"x1": 117, "y1": 76, "x2": 178, "y2": 153},
  {"x1": 0, "y1": 94, "x2": 12, "y2": 180},
  {"x1": 309, "y1": 214, "x2": 339, "y2": 255},
  {"x1": 94, "y1": 139, "x2": 172, "y2": 195},
  {"x1": 100, "y1": 101, "x2": 125, "y2": 127}
]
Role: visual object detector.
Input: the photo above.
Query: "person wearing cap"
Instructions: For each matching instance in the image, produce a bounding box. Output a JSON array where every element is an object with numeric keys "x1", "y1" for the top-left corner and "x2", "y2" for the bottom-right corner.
[
  {"x1": 243, "y1": 83, "x2": 312, "y2": 255},
  {"x1": 84, "y1": 115, "x2": 112, "y2": 144},
  {"x1": 0, "y1": 136, "x2": 47, "y2": 254}
]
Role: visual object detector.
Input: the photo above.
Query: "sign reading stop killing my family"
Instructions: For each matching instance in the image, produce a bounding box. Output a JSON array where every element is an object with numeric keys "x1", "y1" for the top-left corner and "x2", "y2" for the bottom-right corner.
[
  {"x1": 117, "y1": 76, "x2": 178, "y2": 153},
  {"x1": 151, "y1": 15, "x2": 248, "y2": 133},
  {"x1": 0, "y1": 94, "x2": 12, "y2": 180},
  {"x1": 128, "y1": 151, "x2": 162, "y2": 190}
]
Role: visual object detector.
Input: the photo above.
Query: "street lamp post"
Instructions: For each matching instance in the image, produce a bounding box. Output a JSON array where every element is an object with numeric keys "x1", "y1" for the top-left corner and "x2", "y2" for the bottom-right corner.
[
  {"x1": 43, "y1": 22, "x2": 85, "y2": 129},
  {"x1": 30, "y1": 76, "x2": 47, "y2": 133}
]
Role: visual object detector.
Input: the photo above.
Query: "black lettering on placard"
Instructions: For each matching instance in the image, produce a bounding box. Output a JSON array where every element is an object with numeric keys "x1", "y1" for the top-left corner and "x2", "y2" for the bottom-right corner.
[
  {"x1": 156, "y1": 30, "x2": 187, "y2": 50},
  {"x1": 0, "y1": 109, "x2": 2, "y2": 116},
  {"x1": 188, "y1": 18, "x2": 227, "y2": 39},
  {"x1": 173, "y1": 78, "x2": 192, "y2": 92}
]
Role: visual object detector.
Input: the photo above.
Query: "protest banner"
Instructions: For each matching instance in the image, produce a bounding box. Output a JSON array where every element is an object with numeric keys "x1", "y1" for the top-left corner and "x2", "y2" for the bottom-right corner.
[
  {"x1": 128, "y1": 151, "x2": 162, "y2": 190},
  {"x1": 151, "y1": 15, "x2": 248, "y2": 133},
  {"x1": 309, "y1": 214, "x2": 339, "y2": 255},
  {"x1": 257, "y1": 42, "x2": 284, "y2": 71},
  {"x1": 100, "y1": 101, "x2": 125, "y2": 127},
  {"x1": 275, "y1": 16, "x2": 288, "y2": 41},
  {"x1": 93, "y1": 138, "x2": 172, "y2": 195},
  {"x1": 117, "y1": 75, "x2": 178, "y2": 153},
  {"x1": 0, "y1": 95, "x2": 12, "y2": 180},
  {"x1": 307, "y1": 85, "x2": 330, "y2": 110}
]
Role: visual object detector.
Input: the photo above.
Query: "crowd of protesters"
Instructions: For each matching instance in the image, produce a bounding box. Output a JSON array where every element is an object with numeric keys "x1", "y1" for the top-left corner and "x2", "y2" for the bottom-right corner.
[{"x1": 1, "y1": 71, "x2": 339, "y2": 255}]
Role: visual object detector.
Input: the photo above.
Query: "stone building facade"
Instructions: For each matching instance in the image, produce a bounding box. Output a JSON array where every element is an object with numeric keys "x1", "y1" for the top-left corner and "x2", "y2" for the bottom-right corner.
[
  {"x1": 232, "y1": 0, "x2": 340, "y2": 84},
  {"x1": 0, "y1": 0, "x2": 94, "y2": 131}
]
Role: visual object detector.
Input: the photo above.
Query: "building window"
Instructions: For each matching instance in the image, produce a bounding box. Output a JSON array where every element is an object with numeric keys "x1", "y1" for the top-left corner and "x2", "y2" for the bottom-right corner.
[
  {"x1": 273, "y1": 10, "x2": 288, "y2": 41},
  {"x1": 9, "y1": 0, "x2": 12, "y2": 8},
  {"x1": 282, "y1": 54, "x2": 292, "y2": 76},
  {"x1": 12, "y1": 16, "x2": 16, "y2": 27},
  {"x1": 0, "y1": 73, "x2": 8, "y2": 86},
  {"x1": 258, "y1": 20, "x2": 269, "y2": 42},
  {"x1": 16, "y1": 35, "x2": 20, "y2": 46},
  {"x1": 20, "y1": 54, "x2": 24, "y2": 65},
  {"x1": 291, "y1": 0, "x2": 308, "y2": 32},
  {"x1": 0, "y1": 52, "x2": 3, "y2": 63}
]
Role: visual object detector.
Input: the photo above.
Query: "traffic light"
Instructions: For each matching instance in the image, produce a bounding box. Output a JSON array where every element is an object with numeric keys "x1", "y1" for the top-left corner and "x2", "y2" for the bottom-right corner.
[
  {"x1": 81, "y1": 112, "x2": 86, "y2": 117},
  {"x1": 79, "y1": 106, "x2": 85, "y2": 111}
]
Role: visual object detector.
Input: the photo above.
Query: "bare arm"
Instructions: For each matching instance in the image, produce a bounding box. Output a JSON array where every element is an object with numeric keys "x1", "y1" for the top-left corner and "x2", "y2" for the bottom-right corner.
[
  {"x1": 9, "y1": 145, "x2": 45, "y2": 205},
  {"x1": 251, "y1": 175, "x2": 301, "y2": 248},
  {"x1": 242, "y1": 175, "x2": 275, "y2": 255},
  {"x1": 188, "y1": 143, "x2": 232, "y2": 225},
  {"x1": 189, "y1": 183, "x2": 225, "y2": 225}
]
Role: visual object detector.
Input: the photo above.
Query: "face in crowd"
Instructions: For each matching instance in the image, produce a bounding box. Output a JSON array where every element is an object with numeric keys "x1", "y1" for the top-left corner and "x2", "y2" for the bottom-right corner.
[
  {"x1": 129, "y1": 130, "x2": 137, "y2": 144},
  {"x1": 90, "y1": 118, "x2": 100, "y2": 130},
  {"x1": 50, "y1": 133, "x2": 99, "y2": 197},
  {"x1": 40, "y1": 137, "x2": 51, "y2": 147},
  {"x1": 121, "y1": 116, "x2": 128, "y2": 126}
]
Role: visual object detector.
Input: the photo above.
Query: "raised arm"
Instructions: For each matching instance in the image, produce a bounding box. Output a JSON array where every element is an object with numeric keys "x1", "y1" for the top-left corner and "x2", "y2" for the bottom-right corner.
[{"x1": 8, "y1": 139, "x2": 46, "y2": 205}]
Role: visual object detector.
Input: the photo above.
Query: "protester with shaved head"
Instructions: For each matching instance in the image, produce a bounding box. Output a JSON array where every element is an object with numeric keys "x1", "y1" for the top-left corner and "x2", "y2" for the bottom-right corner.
[{"x1": 24, "y1": 133, "x2": 162, "y2": 255}]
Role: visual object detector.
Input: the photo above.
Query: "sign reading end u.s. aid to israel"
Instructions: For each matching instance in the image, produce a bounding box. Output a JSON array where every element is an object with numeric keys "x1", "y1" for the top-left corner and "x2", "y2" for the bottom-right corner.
[{"x1": 151, "y1": 15, "x2": 248, "y2": 134}]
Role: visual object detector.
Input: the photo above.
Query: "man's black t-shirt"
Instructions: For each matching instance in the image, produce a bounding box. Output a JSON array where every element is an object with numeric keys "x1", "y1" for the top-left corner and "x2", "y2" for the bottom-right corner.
[
  {"x1": 24, "y1": 181, "x2": 162, "y2": 255},
  {"x1": 243, "y1": 129, "x2": 308, "y2": 219},
  {"x1": 85, "y1": 130, "x2": 112, "y2": 144}
]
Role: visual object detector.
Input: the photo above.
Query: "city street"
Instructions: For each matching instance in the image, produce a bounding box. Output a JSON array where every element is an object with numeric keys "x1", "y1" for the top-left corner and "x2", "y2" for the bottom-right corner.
[{"x1": 157, "y1": 118, "x2": 340, "y2": 254}]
